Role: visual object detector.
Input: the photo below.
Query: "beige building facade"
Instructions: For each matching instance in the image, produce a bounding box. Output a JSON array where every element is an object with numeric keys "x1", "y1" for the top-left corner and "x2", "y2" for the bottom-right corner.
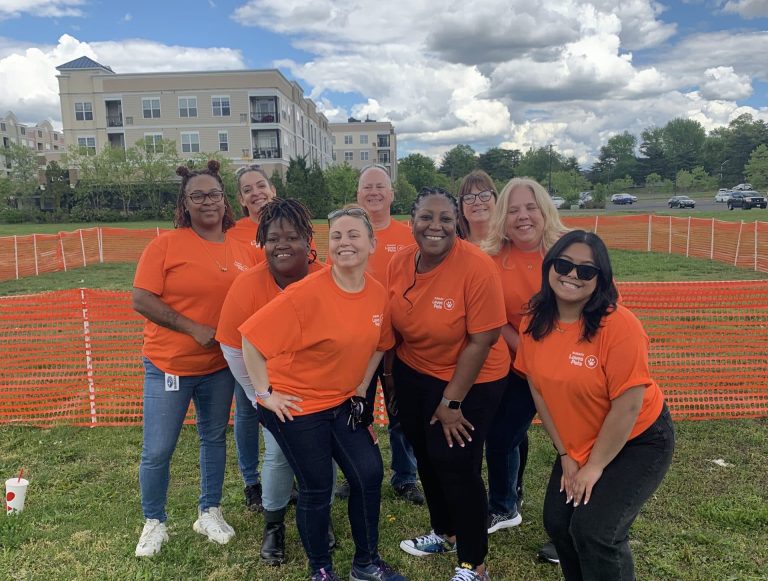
[
  {"x1": 56, "y1": 56, "x2": 333, "y2": 175},
  {"x1": 329, "y1": 118, "x2": 397, "y2": 182},
  {"x1": 1, "y1": 112, "x2": 64, "y2": 177}
]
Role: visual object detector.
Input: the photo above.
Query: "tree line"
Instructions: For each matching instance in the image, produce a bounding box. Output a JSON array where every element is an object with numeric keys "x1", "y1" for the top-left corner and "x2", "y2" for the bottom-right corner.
[{"x1": 2, "y1": 112, "x2": 768, "y2": 224}]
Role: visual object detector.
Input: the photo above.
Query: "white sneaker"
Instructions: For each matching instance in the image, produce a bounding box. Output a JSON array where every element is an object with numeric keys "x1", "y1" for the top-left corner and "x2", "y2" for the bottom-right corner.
[
  {"x1": 135, "y1": 518, "x2": 168, "y2": 557},
  {"x1": 193, "y1": 506, "x2": 235, "y2": 545}
]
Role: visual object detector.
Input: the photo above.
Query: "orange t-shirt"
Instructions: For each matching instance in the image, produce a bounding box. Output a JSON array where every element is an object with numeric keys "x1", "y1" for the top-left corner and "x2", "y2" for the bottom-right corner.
[
  {"x1": 491, "y1": 244, "x2": 545, "y2": 333},
  {"x1": 133, "y1": 227, "x2": 255, "y2": 376},
  {"x1": 514, "y1": 304, "x2": 665, "y2": 466},
  {"x1": 239, "y1": 268, "x2": 395, "y2": 415},
  {"x1": 216, "y1": 260, "x2": 326, "y2": 349},
  {"x1": 229, "y1": 216, "x2": 318, "y2": 264},
  {"x1": 386, "y1": 238, "x2": 510, "y2": 383},
  {"x1": 326, "y1": 218, "x2": 415, "y2": 286}
]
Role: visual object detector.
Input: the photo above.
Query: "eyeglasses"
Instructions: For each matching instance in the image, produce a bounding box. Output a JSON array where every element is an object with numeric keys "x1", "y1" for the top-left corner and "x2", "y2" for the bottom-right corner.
[
  {"x1": 328, "y1": 207, "x2": 374, "y2": 235},
  {"x1": 461, "y1": 190, "x2": 495, "y2": 204},
  {"x1": 552, "y1": 258, "x2": 600, "y2": 281},
  {"x1": 187, "y1": 189, "x2": 224, "y2": 204}
]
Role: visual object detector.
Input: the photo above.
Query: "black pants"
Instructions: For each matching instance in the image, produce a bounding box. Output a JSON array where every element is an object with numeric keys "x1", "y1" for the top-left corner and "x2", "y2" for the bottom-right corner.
[
  {"x1": 393, "y1": 356, "x2": 506, "y2": 568},
  {"x1": 543, "y1": 404, "x2": 675, "y2": 581}
]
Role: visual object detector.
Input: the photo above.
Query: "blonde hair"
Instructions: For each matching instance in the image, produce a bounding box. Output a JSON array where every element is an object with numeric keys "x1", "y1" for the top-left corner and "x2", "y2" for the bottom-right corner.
[{"x1": 482, "y1": 177, "x2": 570, "y2": 256}]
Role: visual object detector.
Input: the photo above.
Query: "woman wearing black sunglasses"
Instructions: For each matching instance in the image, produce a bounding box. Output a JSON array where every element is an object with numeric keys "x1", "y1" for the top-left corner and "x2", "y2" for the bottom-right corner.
[{"x1": 515, "y1": 230, "x2": 674, "y2": 581}]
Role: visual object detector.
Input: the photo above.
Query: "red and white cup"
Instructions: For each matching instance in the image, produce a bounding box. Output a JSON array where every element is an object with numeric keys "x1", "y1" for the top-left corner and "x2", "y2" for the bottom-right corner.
[{"x1": 5, "y1": 478, "x2": 29, "y2": 515}]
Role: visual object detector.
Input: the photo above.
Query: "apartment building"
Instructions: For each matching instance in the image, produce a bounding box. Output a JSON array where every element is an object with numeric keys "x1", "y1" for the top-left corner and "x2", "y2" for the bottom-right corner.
[
  {"x1": 1, "y1": 112, "x2": 64, "y2": 177},
  {"x1": 329, "y1": 118, "x2": 397, "y2": 182},
  {"x1": 56, "y1": 56, "x2": 333, "y2": 175}
]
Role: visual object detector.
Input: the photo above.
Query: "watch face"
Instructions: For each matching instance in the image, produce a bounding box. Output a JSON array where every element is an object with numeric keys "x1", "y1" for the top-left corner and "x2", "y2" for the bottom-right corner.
[{"x1": 448, "y1": 400, "x2": 461, "y2": 409}]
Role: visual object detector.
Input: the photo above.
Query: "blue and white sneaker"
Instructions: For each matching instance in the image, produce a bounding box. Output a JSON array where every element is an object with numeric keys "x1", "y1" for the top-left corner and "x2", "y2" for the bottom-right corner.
[
  {"x1": 311, "y1": 568, "x2": 341, "y2": 581},
  {"x1": 450, "y1": 563, "x2": 491, "y2": 581},
  {"x1": 399, "y1": 530, "x2": 456, "y2": 557},
  {"x1": 349, "y1": 558, "x2": 407, "y2": 580}
]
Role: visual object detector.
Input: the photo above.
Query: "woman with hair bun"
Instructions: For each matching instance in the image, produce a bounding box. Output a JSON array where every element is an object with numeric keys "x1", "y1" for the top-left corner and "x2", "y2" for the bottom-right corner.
[{"x1": 132, "y1": 160, "x2": 256, "y2": 557}]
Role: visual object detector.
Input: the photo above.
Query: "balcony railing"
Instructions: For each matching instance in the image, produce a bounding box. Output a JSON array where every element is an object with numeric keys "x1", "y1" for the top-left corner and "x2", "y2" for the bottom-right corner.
[
  {"x1": 251, "y1": 113, "x2": 277, "y2": 123},
  {"x1": 107, "y1": 115, "x2": 123, "y2": 127},
  {"x1": 253, "y1": 147, "x2": 282, "y2": 159}
]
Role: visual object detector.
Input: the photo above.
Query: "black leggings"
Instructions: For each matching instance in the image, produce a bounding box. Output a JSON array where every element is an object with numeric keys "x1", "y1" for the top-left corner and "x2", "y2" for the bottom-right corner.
[{"x1": 393, "y1": 357, "x2": 506, "y2": 568}]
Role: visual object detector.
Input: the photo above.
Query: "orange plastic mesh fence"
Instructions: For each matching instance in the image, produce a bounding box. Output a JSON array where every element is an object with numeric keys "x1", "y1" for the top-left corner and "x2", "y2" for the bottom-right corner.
[
  {"x1": 1, "y1": 283, "x2": 766, "y2": 427},
  {"x1": 1, "y1": 216, "x2": 767, "y2": 282}
]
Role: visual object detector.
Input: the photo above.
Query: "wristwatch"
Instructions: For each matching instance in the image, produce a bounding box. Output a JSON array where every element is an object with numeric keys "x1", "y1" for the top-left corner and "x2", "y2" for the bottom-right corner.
[{"x1": 440, "y1": 396, "x2": 462, "y2": 410}]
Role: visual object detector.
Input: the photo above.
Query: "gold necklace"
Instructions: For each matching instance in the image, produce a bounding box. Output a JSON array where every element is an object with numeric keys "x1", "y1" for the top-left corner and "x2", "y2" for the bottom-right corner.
[{"x1": 197, "y1": 235, "x2": 228, "y2": 272}]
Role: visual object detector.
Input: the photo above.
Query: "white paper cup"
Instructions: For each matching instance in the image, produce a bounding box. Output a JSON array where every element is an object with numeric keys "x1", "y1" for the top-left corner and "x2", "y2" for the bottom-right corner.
[{"x1": 5, "y1": 478, "x2": 29, "y2": 515}]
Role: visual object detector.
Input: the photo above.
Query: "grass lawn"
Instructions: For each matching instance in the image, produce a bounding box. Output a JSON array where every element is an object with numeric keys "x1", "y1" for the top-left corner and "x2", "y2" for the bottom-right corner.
[{"x1": 1, "y1": 419, "x2": 766, "y2": 581}]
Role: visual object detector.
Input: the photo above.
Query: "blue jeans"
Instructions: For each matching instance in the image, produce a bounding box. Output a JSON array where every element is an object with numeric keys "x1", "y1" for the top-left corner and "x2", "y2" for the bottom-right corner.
[
  {"x1": 260, "y1": 402, "x2": 384, "y2": 573},
  {"x1": 365, "y1": 364, "x2": 418, "y2": 488},
  {"x1": 544, "y1": 405, "x2": 675, "y2": 581},
  {"x1": 261, "y1": 426, "x2": 295, "y2": 511},
  {"x1": 139, "y1": 357, "x2": 235, "y2": 521},
  {"x1": 485, "y1": 371, "x2": 536, "y2": 514},
  {"x1": 233, "y1": 381, "x2": 260, "y2": 486}
]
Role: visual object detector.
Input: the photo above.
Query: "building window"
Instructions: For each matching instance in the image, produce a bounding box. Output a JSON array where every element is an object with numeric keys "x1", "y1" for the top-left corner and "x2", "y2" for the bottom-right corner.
[
  {"x1": 344, "y1": 135, "x2": 353, "y2": 145},
  {"x1": 178, "y1": 97, "x2": 198, "y2": 118},
  {"x1": 378, "y1": 150, "x2": 391, "y2": 164},
  {"x1": 142, "y1": 98, "x2": 161, "y2": 119},
  {"x1": 37, "y1": 130, "x2": 43, "y2": 138},
  {"x1": 75, "y1": 102, "x2": 93, "y2": 121},
  {"x1": 0, "y1": 122, "x2": 5, "y2": 132},
  {"x1": 360, "y1": 151, "x2": 369, "y2": 161},
  {"x1": 54, "y1": 133, "x2": 59, "y2": 141},
  {"x1": 20, "y1": 127, "x2": 26, "y2": 135},
  {"x1": 218, "y1": 131, "x2": 229, "y2": 152},
  {"x1": 332, "y1": 151, "x2": 337, "y2": 161},
  {"x1": 181, "y1": 132, "x2": 200, "y2": 153},
  {"x1": 332, "y1": 135, "x2": 336, "y2": 145},
  {"x1": 77, "y1": 136, "x2": 96, "y2": 154},
  {"x1": 144, "y1": 133, "x2": 163, "y2": 153},
  {"x1": 212, "y1": 96, "x2": 230, "y2": 117},
  {"x1": 360, "y1": 134, "x2": 368, "y2": 145},
  {"x1": 45, "y1": 143, "x2": 50, "y2": 150},
  {"x1": 377, "y1": 134, "x2": 390, "y2": 148},
  {"x1": 344, "y1": 151, "x2": 354, "y2": 162}
]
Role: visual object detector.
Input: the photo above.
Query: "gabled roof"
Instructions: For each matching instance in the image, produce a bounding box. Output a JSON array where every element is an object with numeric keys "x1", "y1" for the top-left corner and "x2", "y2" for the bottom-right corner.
[{"x1": 56, "y1": 56, "x2": 114, "y2": 73}]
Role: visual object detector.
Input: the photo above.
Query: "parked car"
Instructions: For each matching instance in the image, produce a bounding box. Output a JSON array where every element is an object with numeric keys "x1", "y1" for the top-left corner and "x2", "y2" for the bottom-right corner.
[
  {"x1": 668, "y1": 195, "x2": 696, "y2": 208},
  {"x1": 579, "y1": 191, "x2": 593, "y2": 203},
  {"x1": 611, "y1": 193, "x2": 634, "y2": 205},
  {"x1": 714, "y1": 189, "x2": 731, "y2": 203},
  {"x1": 629, "y1": 194, "x2": 638, "y2": 202},
  {"x1": 727, "y1": 191, "x2": 767, "y2": 210},
  {"x1": 732, "y1": 183, "x2": 754, "y2": 191},
  {"x1": 551, "y1": 196, "x2": 566, "y2": 209}
]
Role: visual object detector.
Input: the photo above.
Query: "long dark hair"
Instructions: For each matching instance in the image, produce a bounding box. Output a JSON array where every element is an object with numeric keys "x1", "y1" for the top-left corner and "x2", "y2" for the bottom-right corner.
[
  {"x1": 524, "y1": 230, "x2": 618, "y2": 342},
  {"x1": 256, "y1": 198, "x2": 316, "y2": 263},
  {"x1": 174, "y1": 160, "x2": 236, "y2": 231}
]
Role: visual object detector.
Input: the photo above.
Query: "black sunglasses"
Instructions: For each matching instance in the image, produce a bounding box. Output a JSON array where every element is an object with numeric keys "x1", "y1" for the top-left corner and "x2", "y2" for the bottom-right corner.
[
  {"x1": 327, "y1": 207, "x2": 374, "y2": 235},
  {"x1": 552, "y1": 258, "x2": 600, "y2": 281}
]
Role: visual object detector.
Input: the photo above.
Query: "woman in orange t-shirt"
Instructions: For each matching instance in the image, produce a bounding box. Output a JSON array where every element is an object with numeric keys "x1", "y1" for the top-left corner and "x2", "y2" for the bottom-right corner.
[
  {"x1": 132, "y1": 161, "x2": 255, "y2": 558},
  {"x1": 388, "y1": 187, "x2": 509, "y2": 581},
  {"x1": 457, "y1": 170, "x2": 497, "y2": 245},
  {"x1": 240, "y1": 208, "x2": 406, "y2": 581},
  {"x1": 227, "y1": 164, "x2": 277, "y2": 260},
  {"x1": 515, "y1": 230, "x2": 674, "y2": 581},
  {"x1": 480, "y1": 177, "x2": 570, "y2": 548}
]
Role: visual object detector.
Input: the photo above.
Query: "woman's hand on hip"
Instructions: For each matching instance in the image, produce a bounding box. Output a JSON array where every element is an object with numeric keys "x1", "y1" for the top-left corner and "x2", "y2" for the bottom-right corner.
[
  {"x1": 430, "y1": 405, "x2": 474, "y2": 448},
  {"x1": 260, "y1": 391, "x2": 303, "y2": 422}
]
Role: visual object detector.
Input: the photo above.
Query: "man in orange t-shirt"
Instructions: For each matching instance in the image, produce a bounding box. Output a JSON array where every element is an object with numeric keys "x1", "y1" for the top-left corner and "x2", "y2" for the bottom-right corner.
[{"x1": 329, "y1": 164, "x2": 422, "y2": 504}]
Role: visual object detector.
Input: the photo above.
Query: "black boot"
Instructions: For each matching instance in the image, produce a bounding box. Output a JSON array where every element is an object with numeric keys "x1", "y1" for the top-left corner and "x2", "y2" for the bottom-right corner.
[{"x1": 261, "y1": 509, "x2": 286, "y2": 566}]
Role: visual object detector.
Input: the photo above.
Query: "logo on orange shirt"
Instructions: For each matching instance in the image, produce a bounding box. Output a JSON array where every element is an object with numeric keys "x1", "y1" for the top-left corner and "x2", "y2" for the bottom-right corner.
[
  {"x1": 372, "y1": 314, "x2": 383, "y2": 327},
  {"x1": 234, "y1": 261, "x2": 250, "y2": 271},
  {"x1": 585, "y1": 355, "x2": 598, "y2": 369},
  {"x1": 569, "y1": 351, "x2": 585, "y2": 367},
  {"x1": 385, "y1": 244, "x2": 405, "y2": 253},
  {"x1": 432, "y1": 297, "x2": 456, "y2": 311}
]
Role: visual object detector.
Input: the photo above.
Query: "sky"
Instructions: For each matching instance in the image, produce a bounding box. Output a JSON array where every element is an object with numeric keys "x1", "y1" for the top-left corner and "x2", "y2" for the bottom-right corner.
[{"x1": 1, "y1": 0, "x2": 768, "y2": 167}]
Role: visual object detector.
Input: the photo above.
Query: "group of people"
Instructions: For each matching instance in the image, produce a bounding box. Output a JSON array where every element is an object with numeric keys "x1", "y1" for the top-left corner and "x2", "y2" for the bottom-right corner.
[{"x1": 131, "y1": 160, "x2": 675, "y2": 581}]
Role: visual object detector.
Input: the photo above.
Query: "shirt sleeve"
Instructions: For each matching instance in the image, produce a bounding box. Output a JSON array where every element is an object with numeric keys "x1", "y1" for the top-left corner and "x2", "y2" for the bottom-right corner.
[
  {"x1": 465, "y1": 266, "x2": 507, "y2": 334},
  {"x1": 133, "y1": 236, "x2": 167, "y2": 295},
  {"x1": 604, "y1": 311, "x2": 653, "y2": 400},
  {"x1": 239, "y1": 293, "x2": 304, "y2": 359},
  {"x1": 216, "y1": 277, "x2": 251, "y2": 348}
]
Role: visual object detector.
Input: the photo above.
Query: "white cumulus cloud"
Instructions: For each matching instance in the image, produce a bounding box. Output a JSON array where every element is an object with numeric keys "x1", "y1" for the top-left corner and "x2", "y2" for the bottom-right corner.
[
  {"x1": 722, "y1": 0, "x2": 768, "y2": 19},
  {"x1": 0, "y1": 0, "x2": 85, "y2": 19}
]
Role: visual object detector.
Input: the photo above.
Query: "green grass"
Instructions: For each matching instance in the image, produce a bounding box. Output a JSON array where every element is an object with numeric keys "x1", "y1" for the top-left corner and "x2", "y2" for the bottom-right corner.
[
  {"x1": 1, "y1": 249, "x2": 765, "y2": 297},
  {"x1": 0, "y1": 420, "x2": 765, "y2": 580}
]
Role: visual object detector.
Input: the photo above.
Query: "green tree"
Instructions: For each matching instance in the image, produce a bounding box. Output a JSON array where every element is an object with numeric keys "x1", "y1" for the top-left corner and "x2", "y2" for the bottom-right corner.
[
  {"x1": 305, "y1": 162, "x2": 331, "y2": 218},
  {"x1": 639, "y1": 127, "x2": 668, "y2": 181},
  {"x1": 551, "y1": 170, "x2": 592, "y2": 202},
  {"x1": 477, "y1": 147, "x2": 520, "y2": 182},
  {"x1": 270, "y1": 169, "x2": 286, "y2": 198},
  {"x1": 398, "y1": 154, "x2": 439, "y2": 192},
  {"x1": 590, "y1": 131, "x2": 639, "y2": 184},
  {"x1": 43, "y1": 161, "x2": 71, "y2": 211},
  {"x1": 516, "y1": 147, "x2": 567, "y2": 187},
  {"x1": 439, "y1": 144, "x2": 477, "y2": 180},
  {"x1": 5, "y1": 142, "x2": 40, "y2": 200},
  {"x1": 126, "y1": 138, "x2": 180, "y2": 217},
  {"x1": 393, "y1": 172, "x2": 418, "y2": 215},
  {"x1": 663, "y1": 118, "x2": 706, "y2": 178},
  {"x1": 324, "y1": 163, "x2": 360, "y2": 207},
  {"x1": 745, "y1": 144, "x2": 768, "y2": 191}
]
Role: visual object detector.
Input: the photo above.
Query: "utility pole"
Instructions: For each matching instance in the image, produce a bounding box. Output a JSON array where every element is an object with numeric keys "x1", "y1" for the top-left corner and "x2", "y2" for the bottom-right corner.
[
  {"x1": 548, "y1": 144, "x2": 553, "y2": 194},
  {"x1": 719, "y1": 160, "x2": 729, "y2": 187}
]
